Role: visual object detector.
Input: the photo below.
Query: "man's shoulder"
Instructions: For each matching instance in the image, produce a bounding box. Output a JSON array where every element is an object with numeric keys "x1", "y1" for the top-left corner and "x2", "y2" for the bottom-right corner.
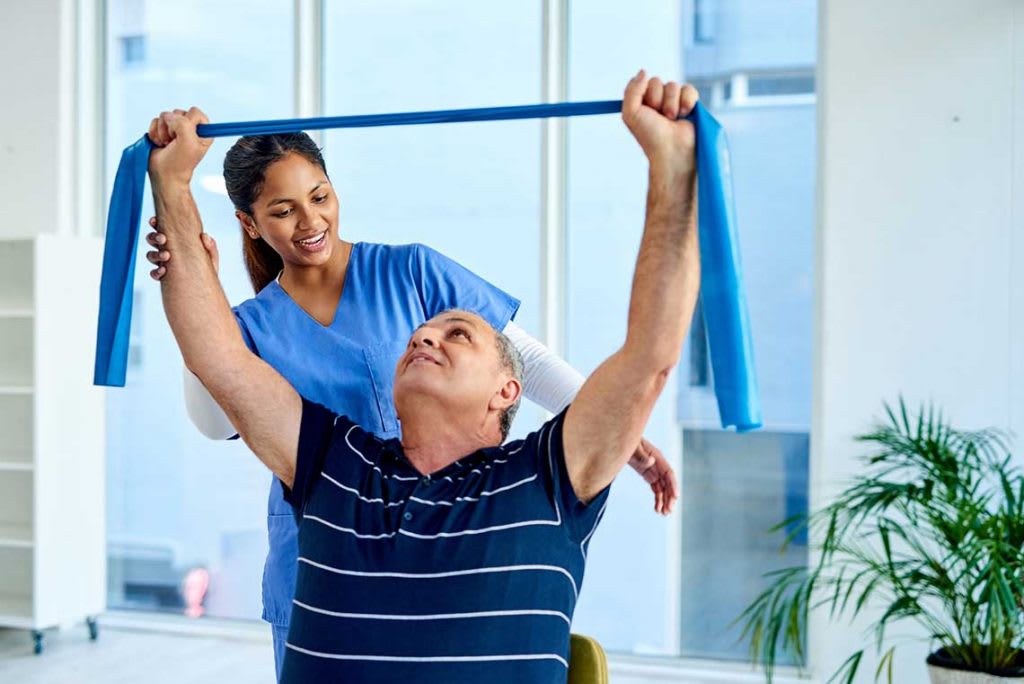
[
  {"x1": 300, "y1": 400, "x2": 390, "y2": 457},
  {"x1": 496, "y1": 410, "x2": 570, "y2": 465}
]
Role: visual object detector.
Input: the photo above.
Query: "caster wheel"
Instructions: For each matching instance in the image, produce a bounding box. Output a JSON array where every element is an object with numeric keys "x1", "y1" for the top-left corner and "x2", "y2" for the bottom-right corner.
[
  {"x1": 87, "y1": 617, "x2": 99, "y2": 641},
  {"x1": 32, "y1": 630, "x2": 43, "y2": 655}
]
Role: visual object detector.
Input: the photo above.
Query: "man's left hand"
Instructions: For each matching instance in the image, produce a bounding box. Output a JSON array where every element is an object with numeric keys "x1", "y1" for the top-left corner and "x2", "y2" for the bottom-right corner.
[{"x1": 621, "y1": 70, "x2": 699, "y2": 176}]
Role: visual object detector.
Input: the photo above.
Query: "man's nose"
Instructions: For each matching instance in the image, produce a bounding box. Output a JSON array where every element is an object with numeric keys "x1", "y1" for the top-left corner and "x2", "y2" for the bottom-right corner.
[{"x1": 412, "y1": 330, "x2": 438, "y2": 348}]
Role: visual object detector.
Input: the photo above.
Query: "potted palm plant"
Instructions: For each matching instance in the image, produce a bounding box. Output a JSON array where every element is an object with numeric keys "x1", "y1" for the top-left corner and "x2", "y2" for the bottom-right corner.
[{"x1": 738, "y1": 400, "x2": 1024, "y2": 683}]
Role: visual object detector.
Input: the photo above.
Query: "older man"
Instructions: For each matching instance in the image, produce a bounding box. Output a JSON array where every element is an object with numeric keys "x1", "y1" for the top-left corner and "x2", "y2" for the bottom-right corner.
[{"x1": 149, "y1": 71, "x2": 700, "y2": 683}]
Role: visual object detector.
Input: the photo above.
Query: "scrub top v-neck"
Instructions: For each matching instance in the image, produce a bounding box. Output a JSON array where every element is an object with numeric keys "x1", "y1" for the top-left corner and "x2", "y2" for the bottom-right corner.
[
  {"x1": 229, "y1": 240, "x2": 520, "y2": 628},
  {"x1": 271, "y1": 241, "x2": 352, "y2": 330}
]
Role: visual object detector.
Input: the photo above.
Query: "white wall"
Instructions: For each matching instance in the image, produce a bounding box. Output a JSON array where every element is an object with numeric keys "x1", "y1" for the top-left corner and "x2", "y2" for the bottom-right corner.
[
  {"x1": 0, "y1": 0, "x2": 66, "y2": 238},
  {"x1": 0, "y1": 0, "x2": 100, "y2": 240},
  {"x1": 811, "y1": 1, "x2": 1023, "y2": 682}
]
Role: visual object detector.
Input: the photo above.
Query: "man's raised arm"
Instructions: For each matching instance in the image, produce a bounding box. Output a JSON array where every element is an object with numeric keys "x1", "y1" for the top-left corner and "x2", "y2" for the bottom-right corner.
[
  {"x1": 563, "y1": 72, "x2": 701, "y2": 503},
  {"x1": 148, "y1": 107, "x2": 301, "y2": 487}
]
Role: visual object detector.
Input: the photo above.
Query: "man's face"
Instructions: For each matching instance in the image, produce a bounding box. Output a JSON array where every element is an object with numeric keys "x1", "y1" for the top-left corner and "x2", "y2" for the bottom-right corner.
[{"x1": 392, "y1": 310, "x2": 509, "y2": 421}]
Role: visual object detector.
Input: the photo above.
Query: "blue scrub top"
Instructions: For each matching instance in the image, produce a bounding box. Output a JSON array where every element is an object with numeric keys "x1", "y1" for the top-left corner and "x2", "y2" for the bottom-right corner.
[{"x1": 233, "y1": 241, "x2": 520, "y2": 627}]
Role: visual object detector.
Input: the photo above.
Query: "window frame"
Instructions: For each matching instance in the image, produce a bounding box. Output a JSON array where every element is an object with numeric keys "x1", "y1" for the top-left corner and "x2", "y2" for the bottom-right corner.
[{"x1": 87, "y1": 0, "x2": 809, "y2": 680}]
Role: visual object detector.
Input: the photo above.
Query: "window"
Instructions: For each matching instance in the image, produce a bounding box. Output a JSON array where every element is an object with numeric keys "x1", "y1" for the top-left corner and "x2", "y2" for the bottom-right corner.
[
  {"x1": 105, "y1": 0, "x2": 295, "y2": 620},
  {"x1": 120, "y1": 36, "x2": 146, "y2": 66},
  {"x1": 566, "y1": 0, "x2": 688, "y2": 656},
  {"x1": 101, "y1": 0, "x2": 817, "y2": 667},
  {"x1": 694, "y1": 0, "x2": 717, "y2": 44},
  {"x1": 566, "y1": 0, "x2": 816, "y2": 662},
  {"x1": 687, "y1": 299, "x2": 710, "y2": 388},
  {"x1": 748, "y1": 72, "x2": 816, "y2": 97},
  {"x1": 677, "y1": 0, "x2": 817, "y2": 663}
]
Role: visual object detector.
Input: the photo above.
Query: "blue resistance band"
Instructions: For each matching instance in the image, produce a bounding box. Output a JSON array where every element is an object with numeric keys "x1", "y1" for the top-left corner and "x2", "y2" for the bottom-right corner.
[{"x1": 94, "y1": 100, "x2": 762, "y2": 432}]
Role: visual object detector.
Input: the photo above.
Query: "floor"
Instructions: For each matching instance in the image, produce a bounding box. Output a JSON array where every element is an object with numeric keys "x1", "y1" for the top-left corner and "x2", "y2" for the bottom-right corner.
[{"x1": 0, "y1": 622, "x2": 275, "y2": 684}]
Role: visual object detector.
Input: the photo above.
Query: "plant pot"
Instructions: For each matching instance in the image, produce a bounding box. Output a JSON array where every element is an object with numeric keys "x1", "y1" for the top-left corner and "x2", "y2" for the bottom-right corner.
[{"x1": 927, "y1": 649, "x2": 1024, "y2": 683}]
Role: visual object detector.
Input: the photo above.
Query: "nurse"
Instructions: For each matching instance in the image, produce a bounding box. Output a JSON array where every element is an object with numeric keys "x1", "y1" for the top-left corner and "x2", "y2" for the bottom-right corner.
[{"x1": 144, "y1": 107, "x2": 677, "y2": 679}]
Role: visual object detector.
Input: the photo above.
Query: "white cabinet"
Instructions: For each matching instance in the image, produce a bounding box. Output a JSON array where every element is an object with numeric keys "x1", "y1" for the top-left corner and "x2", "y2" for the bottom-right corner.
[{"x1": 0, "y1": 236, "x2": 106, "y2": 653}]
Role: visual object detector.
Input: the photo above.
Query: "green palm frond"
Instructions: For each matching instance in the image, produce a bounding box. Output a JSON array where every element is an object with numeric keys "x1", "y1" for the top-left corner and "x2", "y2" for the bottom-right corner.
[{"x1": 738, "y1": 398, "x2": 1024, "y2": 683}]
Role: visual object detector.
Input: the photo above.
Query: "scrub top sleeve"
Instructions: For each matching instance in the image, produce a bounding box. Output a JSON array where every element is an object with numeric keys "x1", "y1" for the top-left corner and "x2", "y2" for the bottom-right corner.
[
  {"x1": 232, "y1": 308, "x2": 258, "y2": 353},
  {"x1": 413, "y1": 243, "x2": 520, "y2": 331},
  {"x1": 282, "y1": 399, "x2": 350, "y2": 515}
]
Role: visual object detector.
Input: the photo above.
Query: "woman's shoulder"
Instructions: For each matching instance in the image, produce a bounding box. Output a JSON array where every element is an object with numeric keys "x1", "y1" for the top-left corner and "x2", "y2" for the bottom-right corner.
[
  {"x1": 355, "y1": 241, "x2": 450, "y2": 275},
  {"x1": 231, "y1": 281, "x2": 280, "y2": 320},
  {"x1": 356, "y1": 240, "x2": 430, "y2": 259}
]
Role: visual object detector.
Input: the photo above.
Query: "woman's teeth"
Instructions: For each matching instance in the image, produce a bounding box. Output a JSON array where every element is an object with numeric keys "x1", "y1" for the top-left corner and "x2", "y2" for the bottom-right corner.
[{"x1": 297, "y1": 232, "x2": 327, "y2": 250}]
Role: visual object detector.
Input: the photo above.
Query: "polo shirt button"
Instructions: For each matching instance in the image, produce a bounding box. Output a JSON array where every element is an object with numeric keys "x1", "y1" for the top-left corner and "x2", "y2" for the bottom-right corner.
[
  {"x1": 422, "y1": 476, "x2": 431, "y2": 486},
  {"x1": 403, "y1": 512, "x2": 413, "y2": 521}
]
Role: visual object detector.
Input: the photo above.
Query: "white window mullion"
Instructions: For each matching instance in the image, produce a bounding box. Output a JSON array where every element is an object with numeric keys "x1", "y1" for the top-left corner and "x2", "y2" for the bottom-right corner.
[
  {"x1": 77, "y1": 0, "x2": 105, "y2": 238},
  {"x1": 540, "y1": 0, "x2": 569, "y2": 359},
  {"x1": 295, "y1": 0, "x2": 323, "y2": 143}
]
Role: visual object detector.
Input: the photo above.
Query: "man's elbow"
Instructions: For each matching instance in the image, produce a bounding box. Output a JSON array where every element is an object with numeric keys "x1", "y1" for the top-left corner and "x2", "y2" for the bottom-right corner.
[{"x1": 622, "y1": 342, "x2": 682, "y2": 381}]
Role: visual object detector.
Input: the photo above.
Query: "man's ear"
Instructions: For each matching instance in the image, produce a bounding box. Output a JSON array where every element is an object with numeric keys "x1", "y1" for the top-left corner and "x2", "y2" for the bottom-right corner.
[
  {"x1": 489, "y1": 377, "x2": 522, "y2": 413},
  {"x1": 236, "y1": 210, "x2": 260, "y2": 240}
]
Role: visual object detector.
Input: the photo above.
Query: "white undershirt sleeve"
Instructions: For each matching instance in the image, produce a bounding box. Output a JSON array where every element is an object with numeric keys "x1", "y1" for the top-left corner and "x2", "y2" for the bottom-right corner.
[
  {"x1": 502, "y1": 320, "x2": 584, "y2": 415},
  {"x1": 182, "y1": 365, "x2": 238, "y2": 440},
  {"x1": 182, "y1": 320, "x2": 585, "y2": 441}
]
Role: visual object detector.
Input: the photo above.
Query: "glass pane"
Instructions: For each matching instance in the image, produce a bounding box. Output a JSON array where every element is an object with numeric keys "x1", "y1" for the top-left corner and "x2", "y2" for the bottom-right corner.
[
  {"x1": 566, "y1": 0, "x2": 817, "y2": 662},
  {"x1": 322, "y1": 1, "x2": 544, "y2": 439},
  {"x1": 565, "y1": 1, "x2": 687, "y2": 657},
  {"x1": 105, "y1": 0, "x2": 294, "y2": 620},
  {"x1": 679, "y1": 0, "x2": 817, "y2": 663}
]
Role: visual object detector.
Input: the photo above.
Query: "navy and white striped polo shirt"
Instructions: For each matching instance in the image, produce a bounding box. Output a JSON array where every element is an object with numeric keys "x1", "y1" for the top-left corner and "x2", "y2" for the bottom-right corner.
[{"x1": 279, "y1": 399, "x2": 610, "y2": 684}]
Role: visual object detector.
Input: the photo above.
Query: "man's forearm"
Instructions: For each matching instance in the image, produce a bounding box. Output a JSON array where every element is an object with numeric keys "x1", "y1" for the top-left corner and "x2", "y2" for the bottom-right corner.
[
  {"x1": 623, "y1": 164, "x2": 700, "y2": 371},
  {"x1": 152, "y1": 180, "x2": 249, "y2": 380}
]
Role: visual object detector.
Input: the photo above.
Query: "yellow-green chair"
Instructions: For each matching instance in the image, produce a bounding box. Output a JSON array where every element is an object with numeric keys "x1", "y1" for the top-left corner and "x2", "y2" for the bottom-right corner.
[{"x1": 568, "y1": 633, "x2": 609, "y2": 684}]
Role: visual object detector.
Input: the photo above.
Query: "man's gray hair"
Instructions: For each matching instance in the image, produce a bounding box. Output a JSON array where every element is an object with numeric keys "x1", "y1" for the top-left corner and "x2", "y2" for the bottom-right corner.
[{"x1": 493, "y1": 327, "x2": 524, "y2": 442}]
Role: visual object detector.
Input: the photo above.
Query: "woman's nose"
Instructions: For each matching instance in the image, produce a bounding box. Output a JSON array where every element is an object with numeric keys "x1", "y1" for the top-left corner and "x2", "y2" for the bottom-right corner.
[{"x1": 297, "y1": 205, "x2": 327, "y2": 231}]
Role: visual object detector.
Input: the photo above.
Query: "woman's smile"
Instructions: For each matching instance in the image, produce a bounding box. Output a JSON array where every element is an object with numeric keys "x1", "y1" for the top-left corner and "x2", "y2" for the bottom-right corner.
[{"x1": 295, "y1": 230, "x2": 328, "y2": 253}]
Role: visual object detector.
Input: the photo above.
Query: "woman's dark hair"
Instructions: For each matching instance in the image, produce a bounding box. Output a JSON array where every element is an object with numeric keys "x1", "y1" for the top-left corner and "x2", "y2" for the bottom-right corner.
[{"x1": 223, "y1": 132, "x2": 328, "y2": 293}]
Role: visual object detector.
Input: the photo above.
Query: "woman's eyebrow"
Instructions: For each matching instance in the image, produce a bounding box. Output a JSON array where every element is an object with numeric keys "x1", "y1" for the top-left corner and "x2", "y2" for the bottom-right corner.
[{"x1": 267, "y1": 182, "x2": 327, "y2": 207}]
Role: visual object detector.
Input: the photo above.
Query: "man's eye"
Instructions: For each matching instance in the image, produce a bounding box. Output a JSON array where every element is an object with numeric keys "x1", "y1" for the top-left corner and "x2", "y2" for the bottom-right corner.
[
  {"x1": 313, "y1": 194, "x2": 328, "y2": 203},
  {"x1": 450, "y1": 328, "x2": 469, "y2": 339},
  {"x1": 273, "y1": 209, "x2": 292, "y2": 218}
]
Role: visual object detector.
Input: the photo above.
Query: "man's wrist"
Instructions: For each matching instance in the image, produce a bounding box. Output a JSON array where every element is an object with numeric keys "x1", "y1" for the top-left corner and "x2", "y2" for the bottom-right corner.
[
  {"x1": 647, "y1": 159, "x2": 697, "y2": 203},
  {"x1": 150, "y1": 174, "x2": 193, "y2": 198},
  {"x1": 648, "y1": 153, "x2": 696, "y2": 181}
]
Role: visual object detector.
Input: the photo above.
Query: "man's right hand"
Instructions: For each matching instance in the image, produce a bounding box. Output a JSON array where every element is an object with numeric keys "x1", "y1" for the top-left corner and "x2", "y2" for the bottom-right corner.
[{"x1": 147, "y1": 107, "x2": 214, "y2": 186}]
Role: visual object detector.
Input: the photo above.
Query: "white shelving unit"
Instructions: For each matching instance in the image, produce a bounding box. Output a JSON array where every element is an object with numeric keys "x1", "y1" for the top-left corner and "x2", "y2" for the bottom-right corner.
[{"x1": 0, "y1": 236, "x2": 106, "y2": 653}]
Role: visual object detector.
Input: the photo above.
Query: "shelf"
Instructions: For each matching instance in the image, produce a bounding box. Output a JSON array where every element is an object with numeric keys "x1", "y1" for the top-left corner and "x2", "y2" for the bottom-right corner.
[
  {"x1": 0, "y1": 309, "x2": 33, "y2": 318},
  {"x1": 0, "y1": 462, "x2": 32, "y2": 472},
  {"x1": 0, "y1": 387, "x2": 32, "y2": 395},
  {"x1": 0, "y1": 241, "x2": 33, "y2": 315},
  {"x1": 0, "y1": 524, "x2": 32, "y2": 548},
  {"x1": 0, "y1": 596, "x2": 33, "y2": 628},
  {"x1": 0, "y1": 316, "x2": 32, "y2": 387}
]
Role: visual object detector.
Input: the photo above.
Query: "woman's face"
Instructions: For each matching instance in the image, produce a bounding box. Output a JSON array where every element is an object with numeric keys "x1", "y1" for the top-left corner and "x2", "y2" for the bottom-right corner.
[{"x1": 245, "y1": 152, "x2": 340, "y2": 267}]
